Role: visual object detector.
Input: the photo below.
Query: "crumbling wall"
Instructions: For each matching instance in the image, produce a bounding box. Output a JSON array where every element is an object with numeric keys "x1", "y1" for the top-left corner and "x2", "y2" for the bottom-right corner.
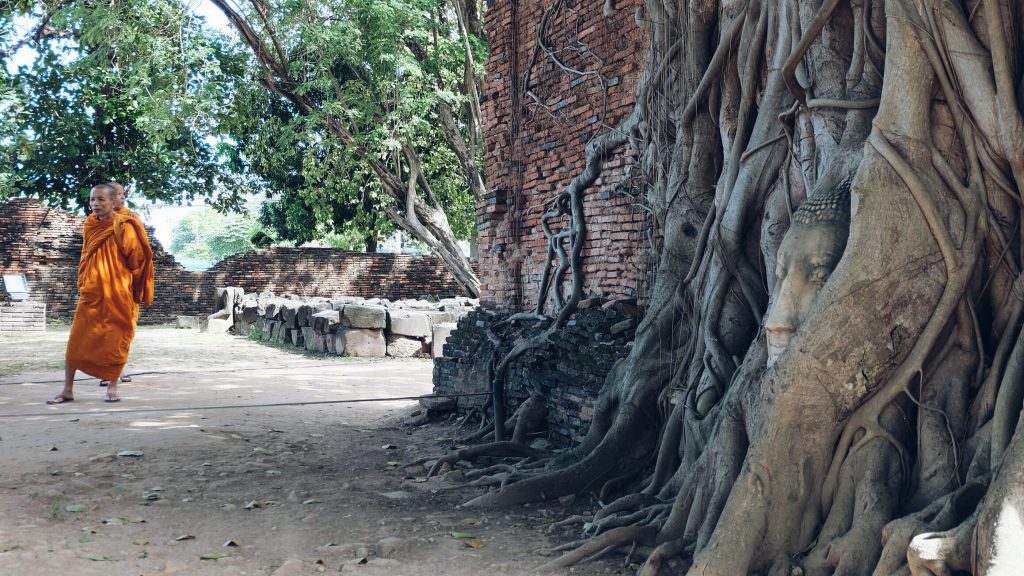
[{"x1": 0, "y1": 199, "x2": 473, "y2": 323}]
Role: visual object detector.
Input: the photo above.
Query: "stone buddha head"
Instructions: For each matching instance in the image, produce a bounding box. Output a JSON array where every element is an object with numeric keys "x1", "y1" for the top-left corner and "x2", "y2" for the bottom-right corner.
[{"x1": 764, "y1": 181, "x2": 851, "y2": 366}]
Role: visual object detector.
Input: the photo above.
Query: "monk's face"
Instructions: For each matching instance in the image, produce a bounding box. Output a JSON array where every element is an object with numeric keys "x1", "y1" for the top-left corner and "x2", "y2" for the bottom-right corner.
[
  {"x1": 89, "y1": 188, "x2": 115, "y2": 220},
  {"x1": 764, "y1": 219, "x2": 848, "y2": 366},
  {"x1": 114, "y1": 189, "x2": 125, "y2": 210}
]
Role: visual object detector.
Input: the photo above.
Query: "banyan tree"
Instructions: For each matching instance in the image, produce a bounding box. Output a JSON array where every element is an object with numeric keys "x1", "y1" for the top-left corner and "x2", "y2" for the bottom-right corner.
[{"x1": 435, "y1": 0, "x2": 1024, "y2": 574}]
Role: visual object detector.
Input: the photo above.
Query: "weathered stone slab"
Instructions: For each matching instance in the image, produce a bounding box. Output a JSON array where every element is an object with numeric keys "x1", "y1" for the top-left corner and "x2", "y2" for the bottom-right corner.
[
  {"x1": 312, "y1": 310, "x2": 341, "y2": 333},
  {"x1": 203, "y1": 310, "x2": 232, "y2": 333},
  {"x1": 426, "y1": 310, "x2": 461, "y2": 326},
  {"x1": 335, "y1": 328, "x2": 386, "y2": 357},
  {"x1": 387, "y1": 310, "x2": 432, "y2": 338},
  {"x1": 176, "y1": 315, "x2": 200, "y2": 329},
  {"x1": 342, "y1": 304, "x2": 387, "y2": 329},
  {"x1": 261, "y1": 319, "x2": 278, "y2": 340},
  {"x1": 264, "y1": 300, "x2": 282, "y2": 320},
  {"x1": 387, "y1": 335, "x2": 425, "y2": 358},
  {"x1": 275, "y1": 322, "x2": 289, "y2": 343},
  {"x1": 431, "y1": 323, "x2": 457, "y2": 358},
  {"x1": 289, "y1": 328, "x2": 304, "y2": 347},
  {"x1": 326, "y1": 333, "x2": 337, "y2": 354},
  {"x1": 302, "y1": 327, "x2": 325, "y2": 352},
  {"x1": 240, "y1": 300, "x2": 261, "y2": 323},
  {"x1": 281, "y1": 301, "x2": 301, "y2": 329}
]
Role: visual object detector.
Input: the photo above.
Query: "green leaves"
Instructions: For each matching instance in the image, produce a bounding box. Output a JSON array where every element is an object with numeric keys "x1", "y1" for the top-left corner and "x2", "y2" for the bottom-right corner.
[{"x1": 0, "y1": 0, "x2": 248, "y2": 211}]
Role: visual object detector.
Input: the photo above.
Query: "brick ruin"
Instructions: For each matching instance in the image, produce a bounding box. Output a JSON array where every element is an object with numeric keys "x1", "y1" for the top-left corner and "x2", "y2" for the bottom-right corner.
[
  {"x1": 0, "y1": 198, "x2": 471, "y2": 326},
  {"x1": 477, "y1": 0, "x2": 648, "y2": 310},
  {"x1": 434, "y1": 0, "x2": 649, "y2": 444}
]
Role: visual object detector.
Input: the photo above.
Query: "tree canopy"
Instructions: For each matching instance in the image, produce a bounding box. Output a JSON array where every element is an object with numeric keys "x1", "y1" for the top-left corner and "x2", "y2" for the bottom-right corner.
[
  {"x1": 0, "y1": 0, "x2": 247, "y2": 211},
  {"x1": 210, "y1": 0, "x2": 485, "y2": 295}
]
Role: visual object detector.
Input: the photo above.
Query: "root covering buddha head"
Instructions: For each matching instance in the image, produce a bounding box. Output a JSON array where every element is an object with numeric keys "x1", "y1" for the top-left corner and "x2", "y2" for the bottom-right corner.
[{"x1": 764, "y1": 180, "x2": 852, "y2": 366}]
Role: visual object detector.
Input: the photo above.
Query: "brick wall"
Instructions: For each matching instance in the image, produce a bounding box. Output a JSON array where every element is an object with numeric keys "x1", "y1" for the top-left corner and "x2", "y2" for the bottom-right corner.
[
  {"x1": 203, "y1": 248, "x2": 467, "y2": 302},
  {"x1": 478, "y1": 0, "x2": 650, "y2": 310},
  {"x1": 0, "y1": 199, "x2": 471, "y2": 323}
]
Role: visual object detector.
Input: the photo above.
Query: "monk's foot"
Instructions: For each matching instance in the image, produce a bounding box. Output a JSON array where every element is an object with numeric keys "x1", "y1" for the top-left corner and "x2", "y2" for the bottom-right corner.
[
  {"x1": 120, "y1": 375, "x2": 132, "y2": 383},
  {"x1": 46, "y1": 394, "x2": 74, "y2": 405},
  {"x1": 105, "y1": 391, "x2": 121, "y2": 403},
  {"x1": 99, "y1": 380, "x2": 109, "y2": 387},
  {"x1": 101, "y1": 376, "x2": 131, "y2": 386}
]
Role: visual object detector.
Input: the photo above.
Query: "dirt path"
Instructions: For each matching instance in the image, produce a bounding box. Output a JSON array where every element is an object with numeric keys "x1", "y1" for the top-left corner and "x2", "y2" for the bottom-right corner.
[{"x1": 0, "y1": 326, "x2": 626, "y2": 576}]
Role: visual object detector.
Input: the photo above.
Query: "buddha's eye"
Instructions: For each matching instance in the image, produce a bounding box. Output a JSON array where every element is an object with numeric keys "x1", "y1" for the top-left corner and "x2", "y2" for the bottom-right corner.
[{"x1": 809, "y1": 266, "x2": 831, "y2": 286}]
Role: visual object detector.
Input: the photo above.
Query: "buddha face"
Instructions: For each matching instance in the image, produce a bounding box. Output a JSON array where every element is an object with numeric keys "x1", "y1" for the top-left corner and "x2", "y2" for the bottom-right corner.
[{"x1": 764, "y1": 218, "x2": 848, "y2": 366}]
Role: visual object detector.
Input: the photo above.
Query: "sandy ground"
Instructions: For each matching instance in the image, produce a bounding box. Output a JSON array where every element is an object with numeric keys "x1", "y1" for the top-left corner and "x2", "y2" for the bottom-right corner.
[{"x1": 0, "y1": 326, "x2": 627, "y2": 576}]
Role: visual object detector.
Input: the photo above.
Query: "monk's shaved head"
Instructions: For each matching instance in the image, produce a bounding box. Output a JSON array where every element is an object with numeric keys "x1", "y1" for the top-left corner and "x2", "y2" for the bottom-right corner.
[{"x1": 92, "y1": 182, "x2": 126, "y2": 210}]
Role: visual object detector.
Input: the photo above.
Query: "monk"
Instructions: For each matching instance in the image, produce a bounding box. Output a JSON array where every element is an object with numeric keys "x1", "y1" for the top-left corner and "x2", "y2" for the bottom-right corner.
[
  {"x1": 99, "y1": 183, "x2": 144, "y2": 387},
  {"x1": 48, "y1": 183, "x2": 154, "y2": 404}
]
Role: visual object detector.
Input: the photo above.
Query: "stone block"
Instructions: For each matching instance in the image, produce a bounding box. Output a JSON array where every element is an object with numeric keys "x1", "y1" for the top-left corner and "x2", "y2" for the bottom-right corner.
[
  {"x1": 297, "y1": 300, "x2": 332, "y2": 327},
  {"x1": 281, "y1": 301, "x2": 301, "y2": 329},
  {"x1": 240, "y1": 300, "x2": 261, "y2": 324},
  {"x1": 342, "y1": 304, "x2": 387, "y2": 329},
  {"x1": 303, "y1": 327, "x2": 325, "y2": 352},
  {"x1": 289, "y1": 328, "x2": 304, "y2": 347},
  {"x1": 202, "y1": 310, "x2": 232, "y2": 333},
  {"x1": 335, "y1": 328, "x2": 386, "y2": 357},
  {"x1": 387, "y1": 309, "x2": 432, "y2": 338},
  {"x1": 264, "y1": 300, "x2": 282, "y2": 319},
  {"x1": 261, "y1": 319, "x2": 277, "y2": 340},
  {"x1": 326, "y1": 333, "x2": 337, "y2": 354},
  {"x1": 426, "y1": 310, "x2": 461, "y2": 326},
  {"x1": 387, "y1": 335, "x2": 425, "y2": 358},
  {"x1": 431, "y1": 323, "x2": 457, "y2": 358},
  {"x1": 176, "y1": 315, "x2": 200, "y2": 329},
  {"x1": 312, "y1": 310, "x2": 341, "y2": 333},
  {"x1": 275, "y1": 322, "x2": 289, "y2": 343}
]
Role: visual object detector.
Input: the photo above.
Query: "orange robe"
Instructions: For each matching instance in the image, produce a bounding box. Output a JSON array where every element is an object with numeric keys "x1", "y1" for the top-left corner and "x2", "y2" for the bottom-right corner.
[{"x1": 66, "y1": 211, "x2": 155, "y2": 380}]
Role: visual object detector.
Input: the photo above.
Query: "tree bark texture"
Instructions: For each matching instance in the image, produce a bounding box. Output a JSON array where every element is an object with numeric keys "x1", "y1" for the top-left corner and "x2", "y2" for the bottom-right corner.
[{"x1": 449, "y1": 0, "x2": 1024, "y2": 574}]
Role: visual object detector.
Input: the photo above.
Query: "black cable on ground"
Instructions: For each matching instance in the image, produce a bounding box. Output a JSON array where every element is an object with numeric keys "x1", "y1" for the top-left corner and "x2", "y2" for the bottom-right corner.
[{"x1": 0, "y1": 392, "x2": 492, "y2": 419}]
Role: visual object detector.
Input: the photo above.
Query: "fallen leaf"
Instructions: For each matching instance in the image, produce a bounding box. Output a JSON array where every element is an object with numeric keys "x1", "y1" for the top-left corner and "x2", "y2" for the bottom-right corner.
[
  {"x1": 48, "y1": 447, "x2": 58, "y2": 452},
  {"x1": 302, "y1": 498, "x2": 322, "y2": 505},
  {"x1": 117, "y1": 450, "x2": 143, "y2": 458},
  {"x1": 460, "y1": 518, "x2": 482, "y2": 525},
  {"x1": 223, "y1": 540, "x2": 240, "y2": 547},
  {"x1": 252, "y1": 447, "x2": 274, "y2": 455},
  {"x1": 381, "y1": 444, "x2": 397, "y2": 450},
  {"x1": 142, "y1": 492, "x2": 161, "y2": 501},
  {"x1": 83, "y1": 554, "x2": 116, "y2": 561},
  {"x1": 265, "y1": 470, "x2": 281, "y2": 476},
  {"x1": 0, "y1": 542, "x2": 19, "y2": 553},
  {"x1": 134, "y1": 539, "x2": 150, "y2": 546},
  {"x1": 464, "y1": 540, "x2": 486, "y2": 549},
  {"x1": 450, "y1": 531, "x2": 475, "y2": 539},
  {"x1": 64, "y1": 503, "x2": 86, "y2": 513},
  {"x1": 175, "y1": 534, "x2": 195, "y2": 541},
  {"x1": 269, "y1": 428, "x2": 285, "y2": 433},
  {"x1": 200, "y1": 552, "x2": 229, "y2": 560}
]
